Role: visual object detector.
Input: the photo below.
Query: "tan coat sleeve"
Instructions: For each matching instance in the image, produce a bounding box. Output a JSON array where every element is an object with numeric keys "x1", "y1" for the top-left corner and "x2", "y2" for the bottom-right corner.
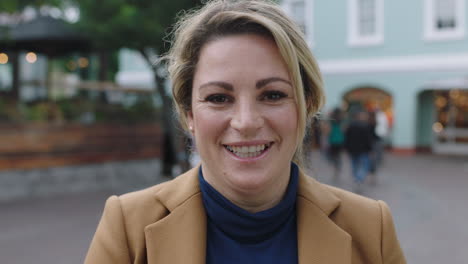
[
  {"x1": 84, "y1": 196, "x2": 131, "y2": 264},
  {"x1": 378, "y1": 201, "x2": 406, "y2": 264}
]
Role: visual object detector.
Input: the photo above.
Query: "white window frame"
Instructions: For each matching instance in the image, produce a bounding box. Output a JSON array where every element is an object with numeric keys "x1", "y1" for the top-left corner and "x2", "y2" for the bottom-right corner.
[
  {"x1": 424, "y1": 0, "x2": 466, "y2": 41},
  {"x1": 282, "y1": 0, "x2": 314, "y2": 47},
  {"x1": 347, "y1": 0, "x2": 384, "y2": 47}
]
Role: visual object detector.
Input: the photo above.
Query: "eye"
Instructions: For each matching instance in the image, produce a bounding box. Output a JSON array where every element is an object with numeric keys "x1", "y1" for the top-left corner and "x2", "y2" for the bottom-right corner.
[
  {"x1": 261, "y1": 91, "x2": 288, "y2": 101},
  {"x1": 205, "y1": 94, "x2": 232, "y2": 104}
]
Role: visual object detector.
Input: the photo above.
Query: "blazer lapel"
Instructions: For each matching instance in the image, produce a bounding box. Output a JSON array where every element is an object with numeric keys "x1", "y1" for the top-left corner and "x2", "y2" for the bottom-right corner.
[
  {"x1": 144, "y1": 167, "x2": 207, "y2": 264},
  {"x1": 144, "y1": 193, "x2": 207, "y2": 264},
  {"x1": 297, "y1": 172, "x2": 352, "y2": 264}
]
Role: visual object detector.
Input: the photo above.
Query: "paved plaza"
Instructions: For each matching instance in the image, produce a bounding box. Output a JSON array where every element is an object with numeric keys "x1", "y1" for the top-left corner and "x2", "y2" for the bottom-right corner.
[{"x1": 0, "y1": 151, "x2": 467, "y2": 264}]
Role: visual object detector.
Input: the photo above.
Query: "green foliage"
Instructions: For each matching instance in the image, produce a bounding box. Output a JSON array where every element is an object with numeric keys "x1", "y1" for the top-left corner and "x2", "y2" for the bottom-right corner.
[
  {"x1": 0, "y1": 97, "x2": 21, "y2": 122},
  {"x1": 0, "y1": 98, "x2": 7, "y2": 121},
  {"x1": 55, "y1": 98, "x2": 90, "y2": 120},
  {"x1": 74, "y1": 0, "x2": 202, "y2": 53},
  {"x1": 94, "y1": 95, "x2": 159, "y2": 124},
  {"x1": 0, "y1": 95, "x2": 160, "y2": 124},
  {"x1": 21, "y1": 102, "x2": 50, "y2": 122},
  {"x1": 124, "y1": 95, "x2": 159, "y2": 122},
  {"x1": 0, "y1": 0, "x2": 61, "y2": 13}
]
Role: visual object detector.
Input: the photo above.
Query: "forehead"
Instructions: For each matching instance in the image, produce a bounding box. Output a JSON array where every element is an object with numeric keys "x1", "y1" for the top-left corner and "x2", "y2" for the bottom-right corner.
[{"x1": 194, "y1": 34, "x2": 292, "y2": 85}]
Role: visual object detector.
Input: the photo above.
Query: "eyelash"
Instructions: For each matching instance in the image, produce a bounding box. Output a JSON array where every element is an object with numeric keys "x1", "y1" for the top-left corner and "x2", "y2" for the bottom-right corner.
[
  {"x1": 203, "y1": 90, "x2": 288, "y2": 104},
  {"x1": 261, "y1": 91, "x2": 288, "y2": 101},
  {"x1": 205, "y1": 94, "x2": 232, "y2": 104}
]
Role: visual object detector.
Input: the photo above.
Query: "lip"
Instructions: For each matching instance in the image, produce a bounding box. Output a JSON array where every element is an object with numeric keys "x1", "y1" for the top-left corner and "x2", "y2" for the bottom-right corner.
[
  {"x1": 222, "y1": 141, "x2": 273, "y2": 162},
  {"x1": 222, "y1": 140, "x2": 272, "y2": 146}
]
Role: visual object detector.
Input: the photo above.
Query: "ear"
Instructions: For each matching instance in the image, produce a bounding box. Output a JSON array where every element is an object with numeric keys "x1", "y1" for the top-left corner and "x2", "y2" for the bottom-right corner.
[{"x1": 187, "y1": 110, "x2": 194, "y2": 134}]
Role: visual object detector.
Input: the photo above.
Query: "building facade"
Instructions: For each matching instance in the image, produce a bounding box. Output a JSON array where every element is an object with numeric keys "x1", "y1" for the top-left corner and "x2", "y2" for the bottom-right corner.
[{"x1": 282, "y1": 0, "x2": 468, "y2": 154}]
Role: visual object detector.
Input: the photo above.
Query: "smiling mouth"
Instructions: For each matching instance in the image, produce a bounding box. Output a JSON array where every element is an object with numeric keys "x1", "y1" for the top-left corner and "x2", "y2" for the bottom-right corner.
[{"x1": 223, "y1": 143, "x2": 273, "y2": 158}]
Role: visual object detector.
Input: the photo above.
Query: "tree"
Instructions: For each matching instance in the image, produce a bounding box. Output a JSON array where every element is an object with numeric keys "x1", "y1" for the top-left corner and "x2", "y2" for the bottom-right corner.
[
  {"x1": 0, "y1": 0, "x2": 61, "y2": 13},
  {"x1": 74, "y1": 0, "x2": 202, "y2": 175}
]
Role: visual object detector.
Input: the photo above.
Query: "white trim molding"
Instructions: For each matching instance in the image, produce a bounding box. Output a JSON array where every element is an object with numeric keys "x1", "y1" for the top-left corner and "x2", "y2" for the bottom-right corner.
[
  {"x1": 423, "y1": 77, "x2": 468, "y2": 90},
  {"x1": 347, "y1": 0, "x2": 384, "y2": 47},
  {"x1": 319, "y1": 53, "x2": 468, "y2": 74},
  {"x1": 424, "y1": 0, "x2": 466, "y2": 41}
]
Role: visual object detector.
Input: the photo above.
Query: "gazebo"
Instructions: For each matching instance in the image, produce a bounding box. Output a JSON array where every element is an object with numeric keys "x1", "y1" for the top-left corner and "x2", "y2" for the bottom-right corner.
[{"x1": 0, "y1": 15, "x2": 90, "y2": 99}]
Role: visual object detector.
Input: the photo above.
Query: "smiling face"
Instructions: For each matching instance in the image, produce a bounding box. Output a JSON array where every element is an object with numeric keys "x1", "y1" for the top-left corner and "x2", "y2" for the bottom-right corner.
[{"x1": 188, "y1": 34, "x2": 298, "y2": 211}]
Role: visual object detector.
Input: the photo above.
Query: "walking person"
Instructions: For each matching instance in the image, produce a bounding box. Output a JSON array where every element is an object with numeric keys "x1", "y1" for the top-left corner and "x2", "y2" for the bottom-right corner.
[
  {"x1": 368, "y1": 108, "x2": 389, "y2": 185},
  {"x1": 327, "y1": 107, "x2": 345, "y2": 181},
  {"x1": 368, "y1": 110, "x2": 379, "y2": 185},
  {"x1": 344, "y1": 110, "x2": 373, "y2": 192}
]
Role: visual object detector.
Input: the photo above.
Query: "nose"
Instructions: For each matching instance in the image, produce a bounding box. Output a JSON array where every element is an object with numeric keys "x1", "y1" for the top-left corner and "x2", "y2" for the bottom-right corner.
[{"x1": 230, "y1": 98, "x2": 264, "y2": 137}]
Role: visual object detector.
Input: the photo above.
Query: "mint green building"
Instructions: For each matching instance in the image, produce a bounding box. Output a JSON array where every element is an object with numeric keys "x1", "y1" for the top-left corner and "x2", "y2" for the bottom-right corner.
[{"x1": 282, "y1": 0, "x2": 468, "y2": 154}]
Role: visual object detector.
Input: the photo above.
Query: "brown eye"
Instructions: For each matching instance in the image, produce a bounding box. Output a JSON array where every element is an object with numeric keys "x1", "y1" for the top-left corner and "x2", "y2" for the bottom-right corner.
[
  {"x1": 205, "y1": 94, "x2": 232, "y2": 104},
  {"x1": 261, "y1": 91, "x2": 287, "y2": 101}
]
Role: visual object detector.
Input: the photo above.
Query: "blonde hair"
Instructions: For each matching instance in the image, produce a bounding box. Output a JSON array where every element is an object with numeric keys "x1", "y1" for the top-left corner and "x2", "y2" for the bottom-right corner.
[{"x1": 167, "y1": 0, "x2": 324, "y2": 167}]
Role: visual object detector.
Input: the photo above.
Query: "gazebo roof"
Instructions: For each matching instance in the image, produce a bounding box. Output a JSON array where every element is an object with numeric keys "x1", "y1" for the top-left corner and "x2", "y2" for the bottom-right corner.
[{"x1": 0, "y1": 16, "x2": 90, "y2": 56}]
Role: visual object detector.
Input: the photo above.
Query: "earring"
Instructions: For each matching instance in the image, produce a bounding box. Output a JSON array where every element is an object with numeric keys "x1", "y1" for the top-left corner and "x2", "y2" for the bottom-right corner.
[{"x1": 189, "y1": 125, "x2": 193, "y2": 132}]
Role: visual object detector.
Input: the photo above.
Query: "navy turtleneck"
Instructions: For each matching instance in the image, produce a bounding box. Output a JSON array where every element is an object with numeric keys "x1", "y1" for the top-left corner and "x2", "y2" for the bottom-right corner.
[{"x1": 198, "y1": 163, "x2": 299, "y2": 264}]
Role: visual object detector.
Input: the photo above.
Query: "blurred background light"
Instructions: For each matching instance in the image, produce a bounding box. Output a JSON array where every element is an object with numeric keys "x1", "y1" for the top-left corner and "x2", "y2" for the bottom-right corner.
[
  {"x1": 78, "y1": 57, "x2": 89, "y2": 68},
  {"x1": 0, "y1": 53, "x2": 8, "y2": 64},
  {"x1": 449, "y1": 89, "x2": 460, "y2": 99},
  {"x1": 67, "y1": 60, "x2": 77, "y2": 71},
  {"x1": 432, "y1": 122, "x2": 444, "y2": 133},
  {"x1": 25, "y1": 52, "x2": 37, "y2": 63}
]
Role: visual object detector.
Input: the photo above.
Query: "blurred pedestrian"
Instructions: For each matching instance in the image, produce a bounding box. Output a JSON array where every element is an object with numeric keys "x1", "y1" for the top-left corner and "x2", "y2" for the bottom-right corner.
[
  {"x1": 327, "y1": 107, "x2": 345, "y2": 180},
  {"x1": 368, "y1": 110, "x2": 378, "y2": 184},
  {"x1": 368, "y1": 108, "x2": 389, "y2": 185},
  {"x1": 344, "y1": 110, "x2": 373, "y2": 191},
  {"x1": 309, "y1": 114, "x2": 329, "y2": 160},
  {"x1": 311, "y1": 115, "x2": 322, "y2": 150}
]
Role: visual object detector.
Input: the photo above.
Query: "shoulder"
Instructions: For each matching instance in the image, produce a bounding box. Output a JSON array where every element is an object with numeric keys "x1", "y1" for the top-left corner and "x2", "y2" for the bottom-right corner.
[
  {"x1": 88, "y1": 169, "x2": 200, "y2": 263},
  {"x1": 314, "y1": 182, "x2": 405, "y2": 262},
  {"x1": 299, "y1": 173, "x2": 393, "y2": 238},
  {"x1": 115, "y1": 168, "x2": 199, "y2": 224},
  {"x1": 322, "y1": 184, "x2": 383, "y2": 223}
]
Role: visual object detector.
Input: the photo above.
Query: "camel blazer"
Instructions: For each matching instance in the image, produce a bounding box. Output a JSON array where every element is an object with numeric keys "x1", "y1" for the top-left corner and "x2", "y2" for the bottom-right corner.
[{"x1": 85, "y1": 167, "x2": 406, "y2": 264}]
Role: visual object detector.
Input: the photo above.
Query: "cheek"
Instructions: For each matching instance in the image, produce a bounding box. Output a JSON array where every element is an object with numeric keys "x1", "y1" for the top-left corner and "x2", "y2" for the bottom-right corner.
[
  {"x1": 192, "y1": 108, "x2": 227, "y2": 139},
  {"x1": 268, "y1": 105, "x2": 298, "y2": 130}
]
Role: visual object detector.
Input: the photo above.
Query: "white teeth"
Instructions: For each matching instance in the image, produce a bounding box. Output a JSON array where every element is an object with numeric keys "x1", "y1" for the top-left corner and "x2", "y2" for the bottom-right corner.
[{"x1": 225, "y1": 143, "x2": 271, "y2": 158}]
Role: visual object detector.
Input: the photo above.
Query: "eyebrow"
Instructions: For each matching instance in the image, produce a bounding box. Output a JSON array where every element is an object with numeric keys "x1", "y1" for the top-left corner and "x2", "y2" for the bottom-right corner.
[
  {"x1": 198, "y1": 77, "x2": 292, "y2": 91},
  {"x1": 199, "y1": 81, "x2": 233, "y2": 91},
  {"x1": 256, "y1": 77, "x2": 292, "y2": 89}
]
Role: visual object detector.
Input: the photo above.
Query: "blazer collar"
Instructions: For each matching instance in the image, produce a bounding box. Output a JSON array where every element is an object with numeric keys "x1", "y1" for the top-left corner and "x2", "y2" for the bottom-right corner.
[
  {"x1": 297, "y1": 169, "x2": 352, "y2": 263},
  {"x1": 144, "y1": 167, "x2": 206, "y2": 264},
  {"x1": 144, "y1": 166, "x2": 351, "y2": 264}
]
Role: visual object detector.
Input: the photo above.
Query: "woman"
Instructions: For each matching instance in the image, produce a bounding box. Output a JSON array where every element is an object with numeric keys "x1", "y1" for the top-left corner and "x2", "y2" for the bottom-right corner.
[{"x1": 85, "y1": 0, "x2": 406, "y2": 263}]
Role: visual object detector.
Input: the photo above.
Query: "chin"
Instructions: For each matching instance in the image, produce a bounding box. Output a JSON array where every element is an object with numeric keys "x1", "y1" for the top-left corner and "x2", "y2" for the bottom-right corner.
[{"x1": 226, "y1": 169, "x2": 273, "y2": 192}]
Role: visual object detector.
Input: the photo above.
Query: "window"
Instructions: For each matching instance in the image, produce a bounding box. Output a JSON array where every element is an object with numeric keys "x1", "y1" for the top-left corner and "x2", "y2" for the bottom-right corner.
[
  {"x1": 282, "y1": 0, "x2": 314, "y2": 47},
  {"x1": 291, "y1": 0, "x2": 306, "y2": 33},
  {"x1": 424, "y1": 0, "x2": 466, "y2": 41},
  {"x1": 348, "y1": 0, "x2": 384, "y2": 46}
]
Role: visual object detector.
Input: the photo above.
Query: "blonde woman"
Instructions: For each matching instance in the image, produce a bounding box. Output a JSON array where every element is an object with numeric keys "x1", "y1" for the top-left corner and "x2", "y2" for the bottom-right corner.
[{"x1": 85, "y1": 1, "x2": 406, "y2": 263}]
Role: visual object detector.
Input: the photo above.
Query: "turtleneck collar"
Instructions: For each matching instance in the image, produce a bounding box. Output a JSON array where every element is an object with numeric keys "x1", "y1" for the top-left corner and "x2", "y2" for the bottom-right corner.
[{"x1": 198, "y1": 163, "x2": 299, "y2": 244}]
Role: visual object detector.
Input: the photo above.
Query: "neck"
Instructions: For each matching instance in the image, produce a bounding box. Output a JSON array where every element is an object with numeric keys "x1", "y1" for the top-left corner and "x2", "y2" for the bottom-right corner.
[
  {"x1": 229, "y1": 191, "x2": 286, "y2": 213},
  {"x1": 201, "y1": 164, "x2": 292, "y2": 213}
]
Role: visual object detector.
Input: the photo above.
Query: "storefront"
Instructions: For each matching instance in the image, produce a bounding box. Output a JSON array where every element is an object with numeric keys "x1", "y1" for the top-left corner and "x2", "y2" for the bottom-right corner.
[{"x1": 432, "y1": 89, "x2": 468, "y2": 154}]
